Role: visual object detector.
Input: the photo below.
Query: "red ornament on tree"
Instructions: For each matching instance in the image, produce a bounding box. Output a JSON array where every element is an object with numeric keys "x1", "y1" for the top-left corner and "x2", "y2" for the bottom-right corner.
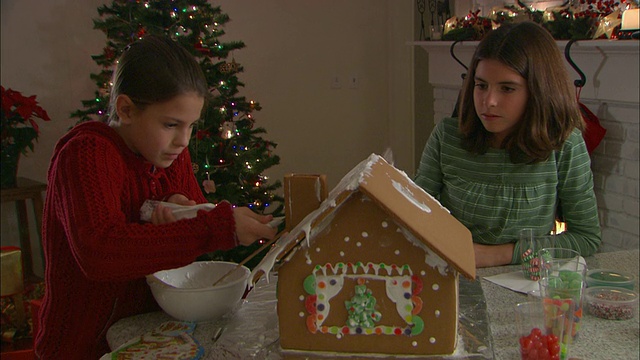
[
  {"x1": 103, "y1": 46, "x2": 116, "y2": 61},
  {"x1": 136, "y1": 25, "x2": 146, "y2": 38}
]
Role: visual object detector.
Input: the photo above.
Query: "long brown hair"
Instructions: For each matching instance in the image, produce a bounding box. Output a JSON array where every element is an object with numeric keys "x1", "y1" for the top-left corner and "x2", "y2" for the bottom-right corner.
[{"x1": 458, "y1": 21, "x2": 584, "y2": 163}]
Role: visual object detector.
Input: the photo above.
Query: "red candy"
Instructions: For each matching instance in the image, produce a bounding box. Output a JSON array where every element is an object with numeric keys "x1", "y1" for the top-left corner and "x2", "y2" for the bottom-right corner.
[{"x1": 519, "y1": 327, "x2": 561, "y2": 360}]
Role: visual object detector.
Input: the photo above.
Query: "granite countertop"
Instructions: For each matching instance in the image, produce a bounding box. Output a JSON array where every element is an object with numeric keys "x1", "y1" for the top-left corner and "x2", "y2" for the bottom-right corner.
[
  {"x1": 477, "y1": 249, "x2": 639, "y2": 360},
  {"x1": 107, "y1": 250, "x2": 639, "y2": 359}
]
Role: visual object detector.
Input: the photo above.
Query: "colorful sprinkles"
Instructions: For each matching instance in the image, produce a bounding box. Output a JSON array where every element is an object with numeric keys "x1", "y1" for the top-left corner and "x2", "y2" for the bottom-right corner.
[{"x1": 587, "y1": 289, "x2": 637, "y2": 320}]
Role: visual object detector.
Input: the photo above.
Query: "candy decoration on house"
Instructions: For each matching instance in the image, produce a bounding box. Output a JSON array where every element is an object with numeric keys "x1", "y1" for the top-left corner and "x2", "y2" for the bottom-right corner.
[
  {"x1": 71, "y1": 0, "x2": 283, "y2": 267},
  {"x1": 345, "y1": 283, "x2": 383, "y2": 329},
  {"x1": 302, "y1": 261, "x2": 426, "y2": 339}
]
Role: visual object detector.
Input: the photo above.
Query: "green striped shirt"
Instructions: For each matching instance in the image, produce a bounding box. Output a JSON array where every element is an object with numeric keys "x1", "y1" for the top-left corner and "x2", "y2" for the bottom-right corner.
[{"x1": 415, "y1": 117, "x2": 601, "y2": 264}]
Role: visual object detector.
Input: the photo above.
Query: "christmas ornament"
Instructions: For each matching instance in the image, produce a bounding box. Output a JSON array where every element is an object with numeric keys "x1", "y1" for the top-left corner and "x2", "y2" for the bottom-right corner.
[
  {"x1": 135, "y1": 25, "x2": 146, "y2": 38},
  {"x1": 195, "y1": 129, "x2": 211, "y2": 140},
  {"x1": 443, "y1": 16, "x2": 458, "y2": 35},
  {"x1": 442, "y1": 10, "x2": 495, "y2": 40},
  {"x1": 592, "y1": 9, "x2": 622, "y2": 38},
  {"x1": 203, "y1": 179, "x2": 216, "y2": 194},
  {"x1": 194, "y1": 39, "x2": 210, "y2": 55},
  {"x1": 219, "y1": 58, "x2": 239, "y2": 73},
  {"x1": 220, "y1": 121, "x2": 236, "y2": 139},
  {"x1": 103, "y1": 46, "x2": 116, "y2": 61},
  {"x1": 489, "y1": 7, "x2": 523, "y2": 23},
  {"x1": 542, "y1": 3, "x2": 570, "y2": 22}
]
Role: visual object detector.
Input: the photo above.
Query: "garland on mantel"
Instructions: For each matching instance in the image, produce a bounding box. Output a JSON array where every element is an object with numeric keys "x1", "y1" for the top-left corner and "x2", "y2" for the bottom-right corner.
[{"x1": 440, "y1": 0, "x2": 638, "y2": 41}]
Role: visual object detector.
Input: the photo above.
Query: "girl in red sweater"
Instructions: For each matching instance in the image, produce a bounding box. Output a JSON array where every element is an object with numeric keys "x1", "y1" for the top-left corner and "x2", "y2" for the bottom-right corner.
[{"x1": 34, "y1": 35, "x2": 277, "y2": 359}]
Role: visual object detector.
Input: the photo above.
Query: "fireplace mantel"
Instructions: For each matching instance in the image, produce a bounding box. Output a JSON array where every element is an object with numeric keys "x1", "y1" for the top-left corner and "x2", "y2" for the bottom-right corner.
[{"x1": 411, "y1": 40, "x2": 639, "y2": 104}]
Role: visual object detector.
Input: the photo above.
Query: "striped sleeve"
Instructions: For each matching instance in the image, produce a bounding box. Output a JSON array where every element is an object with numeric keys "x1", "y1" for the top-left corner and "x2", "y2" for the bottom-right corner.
[
  {"x1": 550, "y1": 130, "x2": 601, "y2": 254},
  {"x1": 512, "y1": 130, "x2": 602, "y2": 263},
  {"x1": 415, "y1": 119, "x2": 445, "y2": 199}
]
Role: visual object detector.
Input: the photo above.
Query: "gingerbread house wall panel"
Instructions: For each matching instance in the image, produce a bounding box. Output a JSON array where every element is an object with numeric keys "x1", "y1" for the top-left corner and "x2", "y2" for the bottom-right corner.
[{"x1": 277, "y1": 192, "x2": 459, "y2": 356}]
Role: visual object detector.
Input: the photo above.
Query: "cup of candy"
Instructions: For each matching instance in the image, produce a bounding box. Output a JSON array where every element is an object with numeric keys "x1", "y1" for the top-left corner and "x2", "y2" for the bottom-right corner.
[
  {"x1": 585, "y1": 286, "x2": 638, "y2": 320},
  {"x1": 537, "y1": 248, "x2": 584, "y2": 280},
  {"x1": 586, "y1": 269, "x2": 636, "y2": 290},
  {"x1": 539, "y1": 268, "x2": 586, "y2": 341},
  {"x1": 519, "y1": 229, "x2": 555, "y2": 281},
  {"x1": 515, "y1": 301, "x2": 572, "y2": 360}
]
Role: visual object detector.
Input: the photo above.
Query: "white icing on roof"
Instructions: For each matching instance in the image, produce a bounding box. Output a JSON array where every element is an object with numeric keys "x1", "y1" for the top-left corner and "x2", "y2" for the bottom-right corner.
[
  {"x1": 391, "y1": 179, "x2": 432, "y2": 214},
  {"x1": 249, "y1": 153, "x2": 473, "y2": 286}
]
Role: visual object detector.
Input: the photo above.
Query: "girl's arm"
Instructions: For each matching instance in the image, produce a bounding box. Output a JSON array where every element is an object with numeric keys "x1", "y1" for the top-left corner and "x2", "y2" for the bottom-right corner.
[
  {"x1": 551, "y1": 130, "x2": 602, "y2": 256},
  {"x1": 474, "y1": 243, "x2": 515, "y2": 267},
  {"x1": 50, "y1": 136, "x2": 237, "y2": 281},
  {"x1": 509, "y1": 131, "x2": 601, "y2": 265}
]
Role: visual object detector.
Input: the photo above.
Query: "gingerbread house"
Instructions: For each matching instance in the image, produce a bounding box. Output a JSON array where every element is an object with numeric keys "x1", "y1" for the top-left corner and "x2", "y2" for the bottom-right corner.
[{"x1": 251, "y1": 153, "x2": 475, "y2": 357}]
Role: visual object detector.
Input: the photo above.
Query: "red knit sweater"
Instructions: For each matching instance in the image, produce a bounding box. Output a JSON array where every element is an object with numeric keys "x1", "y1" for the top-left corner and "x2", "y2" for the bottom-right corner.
[{"x1": 35, "y1": 122, "x2": 237, "y2": 359}]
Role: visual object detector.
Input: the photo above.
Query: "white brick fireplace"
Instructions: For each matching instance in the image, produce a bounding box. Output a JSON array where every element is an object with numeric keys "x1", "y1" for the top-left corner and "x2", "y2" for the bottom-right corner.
[{"x1": 414, "y1": 40, "x2": 639, "y2": 252}]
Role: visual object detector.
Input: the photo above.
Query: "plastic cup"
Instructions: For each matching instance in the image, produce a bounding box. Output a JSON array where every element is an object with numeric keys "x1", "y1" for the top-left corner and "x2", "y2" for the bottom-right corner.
[
  {"x1": 527, "y1": 289, "x2": 541, "y2": 301},
  {"x1": 519, "y1": 229, "x2": 555, "y2": 280},
  {"x1": 515, "y1": 301, "x2": 572, "y2": 360},
  {"x1": 537, "y1": 248, "x2": 582, "y2": 280},
  {"x1": 539, "y1": 265, "x2": 587, "y2": 341}
]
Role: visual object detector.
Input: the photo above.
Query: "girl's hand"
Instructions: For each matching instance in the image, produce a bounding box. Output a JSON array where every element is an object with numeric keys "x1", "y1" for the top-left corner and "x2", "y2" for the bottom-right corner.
[
  {"x1": 150, "y1": 203, "x2": 177, "y2": 224},
  {"x1": 166, "y1": 193, "x2": 196, "y2": 206},
  {"x1": 150, "y1": 194, "x2": 196, "y2": 224},
  {"x1": 233, "y1": 207, "x2": 277, "y2": 246}
]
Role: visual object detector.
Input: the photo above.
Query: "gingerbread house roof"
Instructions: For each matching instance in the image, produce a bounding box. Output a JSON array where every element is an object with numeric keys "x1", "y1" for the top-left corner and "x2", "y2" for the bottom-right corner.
[{"x1": 251, "y1": 153, "x2": 476, "y2": 283}]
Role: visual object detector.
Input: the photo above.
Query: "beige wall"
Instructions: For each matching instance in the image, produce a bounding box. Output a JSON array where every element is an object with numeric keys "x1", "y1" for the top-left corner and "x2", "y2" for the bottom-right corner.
[
  {"x1": 1, "y1": 1, "x2": 417, "y2": 274},
  {"x1": 215, "y1": 0, "x2": 414, "y2": 188}
]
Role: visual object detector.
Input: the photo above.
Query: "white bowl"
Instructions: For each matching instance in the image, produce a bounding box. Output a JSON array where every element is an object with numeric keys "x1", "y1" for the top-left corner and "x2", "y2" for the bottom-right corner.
[{"x1": 147, "y1": 261, "x2": 249, "y2": 322}]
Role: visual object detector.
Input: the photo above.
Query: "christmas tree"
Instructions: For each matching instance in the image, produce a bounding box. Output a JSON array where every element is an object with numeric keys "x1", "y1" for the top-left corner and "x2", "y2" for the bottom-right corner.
[{"x1": 72, "y1": 0, "x2": 283, "y2": 267}]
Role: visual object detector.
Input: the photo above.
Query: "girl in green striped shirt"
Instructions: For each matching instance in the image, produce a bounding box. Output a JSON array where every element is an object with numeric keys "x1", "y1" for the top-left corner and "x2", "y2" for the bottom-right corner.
[{"x1": 415, "y1": 22, "x2": 601, "y2": 267}]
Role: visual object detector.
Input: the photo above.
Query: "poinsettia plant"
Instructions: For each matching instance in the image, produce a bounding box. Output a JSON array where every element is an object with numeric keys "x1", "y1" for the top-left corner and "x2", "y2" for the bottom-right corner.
[{"x1": 1, "y1": 86, "x2": 51, "y2": 156}]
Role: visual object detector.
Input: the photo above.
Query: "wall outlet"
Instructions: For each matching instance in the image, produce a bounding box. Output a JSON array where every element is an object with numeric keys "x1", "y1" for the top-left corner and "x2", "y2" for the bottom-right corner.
[
  {"x1": 331, "y1": 76, "x2": 342, "y2": 89},
  {"x1": 349, "y1": 75, "x2": 359, "y2": 89}
]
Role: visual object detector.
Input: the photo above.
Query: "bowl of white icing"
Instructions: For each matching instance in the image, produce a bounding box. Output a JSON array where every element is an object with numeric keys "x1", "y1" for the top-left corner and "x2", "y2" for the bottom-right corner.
[{"x1": 147, "y1": 261, "x2": 249, "y2": 322}]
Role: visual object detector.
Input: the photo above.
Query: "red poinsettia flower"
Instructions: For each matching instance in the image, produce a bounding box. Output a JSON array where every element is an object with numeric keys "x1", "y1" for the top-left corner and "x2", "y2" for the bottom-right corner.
[{"x1": 1, "y1": 86, "x2": 51, "y2": 156}]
